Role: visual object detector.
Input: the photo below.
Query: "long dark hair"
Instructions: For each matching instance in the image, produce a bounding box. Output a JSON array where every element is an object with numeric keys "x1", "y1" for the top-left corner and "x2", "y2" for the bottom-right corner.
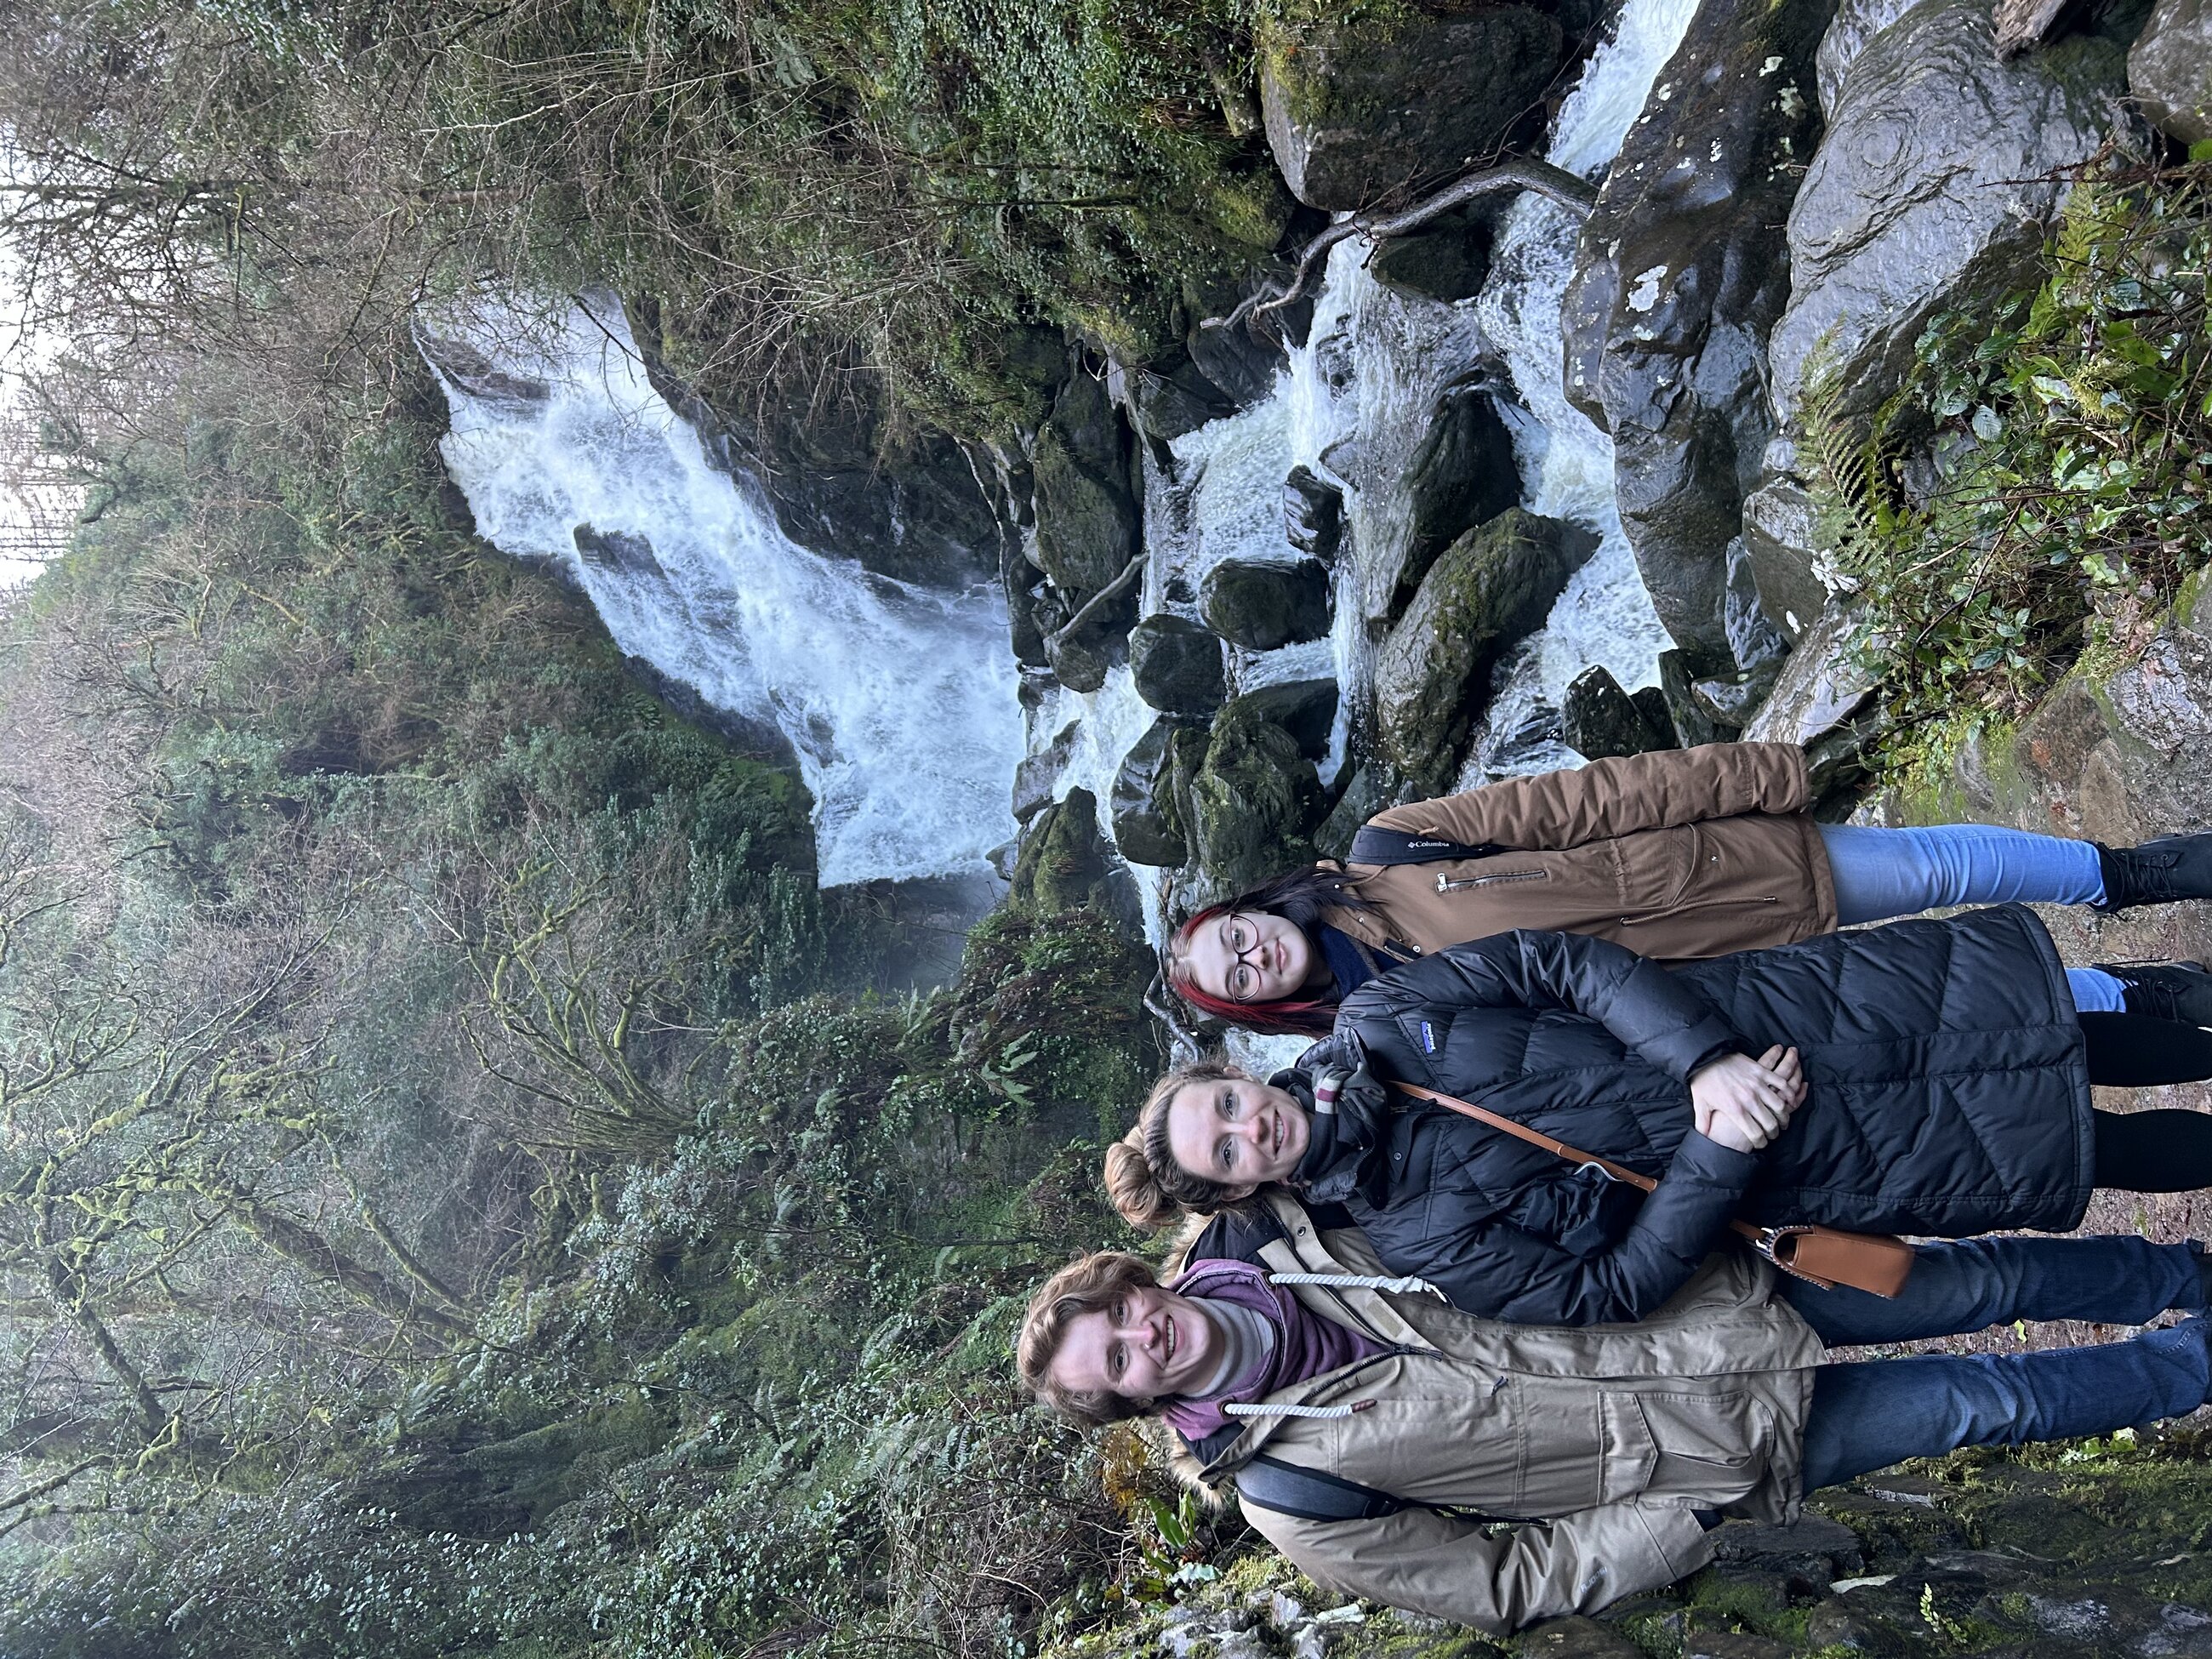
[{"x1": 1164, "y1": 865, "x2": 1377, "y2": 1038}]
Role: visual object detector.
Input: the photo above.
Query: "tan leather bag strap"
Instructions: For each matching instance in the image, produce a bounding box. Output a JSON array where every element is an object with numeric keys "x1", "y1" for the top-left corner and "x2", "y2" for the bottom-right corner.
[{"x1": 1387, "y1": 1079, "x2": 1772, "y2": 1251}]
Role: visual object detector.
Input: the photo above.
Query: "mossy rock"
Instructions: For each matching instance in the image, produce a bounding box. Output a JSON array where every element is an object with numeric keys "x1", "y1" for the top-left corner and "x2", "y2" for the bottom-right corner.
[{"x1": 1187, "y1": 698, "x2": 1325, "y2": 895}]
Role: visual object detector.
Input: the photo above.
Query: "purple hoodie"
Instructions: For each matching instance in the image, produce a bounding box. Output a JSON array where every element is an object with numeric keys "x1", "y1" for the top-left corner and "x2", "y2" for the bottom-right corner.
[{"x1": 1157, "y1": 1259, "x2": 1385, "y2": 1440}]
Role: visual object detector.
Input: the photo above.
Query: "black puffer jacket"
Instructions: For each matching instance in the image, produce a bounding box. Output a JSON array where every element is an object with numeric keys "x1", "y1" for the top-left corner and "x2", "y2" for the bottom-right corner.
[{"x1": 1289, "y1": 904, "x2": 2091, "y2": 1325}]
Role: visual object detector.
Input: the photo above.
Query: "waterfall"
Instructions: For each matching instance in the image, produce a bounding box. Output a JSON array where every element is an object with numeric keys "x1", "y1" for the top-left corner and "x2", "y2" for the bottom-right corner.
[
  {"x1": 1465, "y1": 0, "x2": 1701, "y2": 777},
  {"x1": 425, "y1": 299, "x2": 1024, "y2": 889}
]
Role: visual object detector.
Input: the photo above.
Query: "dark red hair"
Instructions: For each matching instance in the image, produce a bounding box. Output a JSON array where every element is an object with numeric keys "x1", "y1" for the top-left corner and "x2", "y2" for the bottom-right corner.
[
  {"x1": 1166, "y1": 856, "x2": 1382, "y2": 1036},
  {"x1": 1166, "y1": 904, "x2": 1342, "y2": 1036}
]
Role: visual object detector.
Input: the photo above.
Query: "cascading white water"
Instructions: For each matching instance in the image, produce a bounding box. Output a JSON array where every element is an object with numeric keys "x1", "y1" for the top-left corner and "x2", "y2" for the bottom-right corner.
[
  {"x1": 1466, "y1": 0, "x2": 1701, "y2": 778},
  {"x1": 427, "y1": 300, "x2": 1023, "y2": 888}
]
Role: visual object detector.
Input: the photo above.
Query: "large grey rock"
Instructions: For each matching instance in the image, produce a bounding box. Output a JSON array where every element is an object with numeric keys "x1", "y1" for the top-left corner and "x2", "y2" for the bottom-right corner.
[
  {"x1": 1560, "y1": 0, "x2": 1830, "y2": 659},
  {"x1": 1257, "y1": 9, "x2": 1565, "y2": 211},
  {"x1": 1116, "y1": 347, "x2": 1238, "y2": 445},
  {"x1": 573, "y1": 524, "x2": 662, "y2": 579},
  {"x1": 1742, "y1": 599, "x2": 1878, "y2": 745},
  {"x1": 2132, "y1": 0, "x2": 2212, "y2": 142},
  {"x1": 1769, "y1": 0, "x2": 2127, "y2": 433},
  {"x1": 1109, "y1": 717, "x2": 1207, "y2": 868},
  {"x1": 1129, "y1": 614, "x2": 1227, "y2": 716},
  {"x1": 1372, "y1": 510, "x2": 1599, "y2": 793},
  {"x1": 1815, "y1": 0, "x2": 1924, "y2": 118},
  {"x1": 1564, "y1": 665, "x2": 1679, "y2": 759},
  {"x1": 1656, "y1": 648, "x2": 1736, "y2": 745},
  {"x1": 1200, "y1": 557, "x2": 1333, "y2": 651},
  {"x1": 1400, "y1": 384, "x2": 1520, "y2": 615},
  {"x1": 1187, "y1": 702, "x2": 1325, "y2": 894},
  {"x1": 1031, "y1": 372, "x2": 1140, "y2": 599},
  {"x1": 1740, "y1": 474, "x2": 1828, "y2": 641}
]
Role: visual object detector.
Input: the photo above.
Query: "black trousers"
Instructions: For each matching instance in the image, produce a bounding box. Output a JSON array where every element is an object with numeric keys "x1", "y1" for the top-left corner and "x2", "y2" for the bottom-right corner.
[{"x1": 2082, "y1": 1012, "x2": 2212, "y2": 1191}]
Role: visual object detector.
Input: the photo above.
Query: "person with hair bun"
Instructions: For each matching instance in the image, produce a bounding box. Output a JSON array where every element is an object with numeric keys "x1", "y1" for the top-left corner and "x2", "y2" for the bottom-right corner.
[
  {"x1": 1163, "y1": 742, "x2": 2212, "y2": 1037},
  {"x1": 1115, "y1": 905, "x2": 2212, "y2": 1328}
]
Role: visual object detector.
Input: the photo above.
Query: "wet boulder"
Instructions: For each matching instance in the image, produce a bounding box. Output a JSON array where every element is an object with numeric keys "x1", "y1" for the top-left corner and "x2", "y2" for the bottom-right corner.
[
  {"x1": 1656, "y1": 647, "x2": 1736, "y2": 745},
  {"x1": 1199, "y1": 557, "x2": 1333, "y2": 651},
  {"x1": 1564, "y1": 665, "x2": 1679, "y2": 760},
  {"x1": 1227, "y1": 678, "x2": 1339, "y2": 761},
  {"x1": 1129, "y1": 614, "x2": 1227, "y2": 716},
  {"x1": 1742, "y1": 599, "x2": 1879, "y2": 767},
  {"x1": 1115, "y1": 346, "x2": 1239, "y2": 446},
  {"x1": 1559, "y1": 0, "x2": 1829, "y2": 660},
  {"x1": 1257, "y1": 9, "x2": 1565, "y2": 211},
  {"x1": 1284, "y1": 465, "x2": 1345, "y2": 564},
  {"x1": 1400, "y1": 383, "x2": 1521, "y2": 614},
  {"x1": 1012, "y1": 721, "x2": 1078, "y2": 824},
  {"x1": 1188, "y1": 700, "x2": 1325, "y2": 894},
  {"x1": 1370, "y1": 207, "x2": 1497, "y2": 303},
  {"x1": 1371, "y1": 510, "x2": 1599, "y2": 795},
  {"x1": 1769, "y1": 0, "x2": 2127, "y2": 433},
  {"x1": 2131, "y1": 0, "x2": 2212, "y2": 143},
  {"x1": 1030, "y1": 371, "x2": 1141, "y2": 599},
  {"x1": 1740, "y1": 459, "x2": 1828, "y2": 643},
  {"x1": 1109, "y1": 717, "x2": 1208, "y2": 868}
]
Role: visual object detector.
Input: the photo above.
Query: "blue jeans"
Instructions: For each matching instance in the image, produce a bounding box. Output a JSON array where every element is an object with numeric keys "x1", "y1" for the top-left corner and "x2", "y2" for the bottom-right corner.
[
  {"x1": 1817, "y1": 823, "x2": 2106, "y2": 922},
  {"x1": 1816, "y1": 824, "x2": 2127, "y2": 1010},
  {"x1": 1788, "y1": 1236, "x2": 2210, "y2": 1490}
]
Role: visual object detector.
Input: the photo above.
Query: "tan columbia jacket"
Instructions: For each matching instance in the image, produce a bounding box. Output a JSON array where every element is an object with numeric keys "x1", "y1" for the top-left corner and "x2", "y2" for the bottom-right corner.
[
  {"x1": 1331, "y1": 743, "x2": 1836, "y2": 965},
  {"x1": 1168, "y1": 1194, "x2": 1827, "y2": 1633}
]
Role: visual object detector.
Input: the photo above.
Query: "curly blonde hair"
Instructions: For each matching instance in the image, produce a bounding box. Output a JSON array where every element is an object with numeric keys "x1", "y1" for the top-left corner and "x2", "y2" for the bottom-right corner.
[{"x1": 1015, "y1": 1251, "x2": 1161, "y2": 1428}]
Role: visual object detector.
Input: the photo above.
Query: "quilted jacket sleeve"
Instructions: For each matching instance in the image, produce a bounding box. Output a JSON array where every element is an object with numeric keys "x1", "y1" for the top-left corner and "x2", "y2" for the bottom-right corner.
[
  {"x1": 1243, "y1": 1497, "x2": 1715, "y2": 1633},
  {"x1": 1397, "y1": 1135, "x2": 1760, "y2": 1325},
  {"x1": 1364, "y1": 743, "x2": 1809, "y2": 853},
  {"x1": 1354, "y1": 929, "x2": 1743, "y2": 1082}
]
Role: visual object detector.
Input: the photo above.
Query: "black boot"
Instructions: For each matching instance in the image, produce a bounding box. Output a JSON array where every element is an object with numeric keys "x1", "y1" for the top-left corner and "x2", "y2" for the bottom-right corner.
[
  {"x1": 2097, "y1": 834, "x2": 2212, "y2": 910},
  {"x1": 2097, "y1": 961, "x2": 2212, "y2": 1026}
]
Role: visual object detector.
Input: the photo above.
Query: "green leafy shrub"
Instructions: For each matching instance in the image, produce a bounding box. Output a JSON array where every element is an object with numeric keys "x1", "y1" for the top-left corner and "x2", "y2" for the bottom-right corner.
[{"x1": 1809, "y1": 157, "x2": 2212, "y2": 724}]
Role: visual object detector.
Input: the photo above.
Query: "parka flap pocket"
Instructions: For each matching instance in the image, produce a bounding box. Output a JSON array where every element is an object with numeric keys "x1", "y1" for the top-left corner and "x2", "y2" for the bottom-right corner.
[{"x1": 1599, "y1": 1393, "x2": 1658, "y2": 1504}]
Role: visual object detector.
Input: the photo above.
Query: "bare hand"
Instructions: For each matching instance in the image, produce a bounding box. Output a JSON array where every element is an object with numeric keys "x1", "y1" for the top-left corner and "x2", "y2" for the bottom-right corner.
[{"x1": 1690, "y1": 1046, "x2": 1804, "y2": 1154}]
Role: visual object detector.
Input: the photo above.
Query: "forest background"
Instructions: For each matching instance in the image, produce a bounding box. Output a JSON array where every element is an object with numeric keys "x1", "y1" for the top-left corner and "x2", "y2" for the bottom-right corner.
[{"x1": 0, "y1": 0, "x2": 1286, "y2": 1650}]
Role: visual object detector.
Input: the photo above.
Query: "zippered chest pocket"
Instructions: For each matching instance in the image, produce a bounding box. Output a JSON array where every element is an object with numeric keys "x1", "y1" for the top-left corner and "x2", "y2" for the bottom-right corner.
[{"x1": 1436, "y1": 867, "x2": 1549, "y2": 893}]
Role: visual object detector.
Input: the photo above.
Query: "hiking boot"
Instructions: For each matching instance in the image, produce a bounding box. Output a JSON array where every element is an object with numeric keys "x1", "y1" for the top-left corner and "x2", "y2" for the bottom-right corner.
[
  {"x1": 2096, "y1": 833, "x2": 2212, "y2": 911},
  {"x1": 2096, "y1": 960, "x2": 2212, "y2": 1026}
]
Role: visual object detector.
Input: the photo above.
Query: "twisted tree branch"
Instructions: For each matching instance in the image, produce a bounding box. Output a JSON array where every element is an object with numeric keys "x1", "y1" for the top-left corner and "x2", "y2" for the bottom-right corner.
[{"x1": 1205, "y1": 158, "x2": 1601, "y2": 334}]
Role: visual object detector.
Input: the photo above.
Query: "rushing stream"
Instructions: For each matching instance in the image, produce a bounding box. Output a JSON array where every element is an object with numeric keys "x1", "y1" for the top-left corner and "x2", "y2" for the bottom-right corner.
[{"x1": 425, "y1": 301, "x2": 1024, "y2": 889}]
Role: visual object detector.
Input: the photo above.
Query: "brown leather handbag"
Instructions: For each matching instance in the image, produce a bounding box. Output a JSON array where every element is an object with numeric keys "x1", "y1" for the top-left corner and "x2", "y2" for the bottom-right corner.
[{"x1": 1388, "y1": 1080, "x2": 1917, "y2": 1299}]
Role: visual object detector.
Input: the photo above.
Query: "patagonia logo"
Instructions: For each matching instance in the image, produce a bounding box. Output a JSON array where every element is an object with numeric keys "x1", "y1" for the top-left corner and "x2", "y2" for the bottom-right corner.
[{"x1": 1420, "y1": 1020, "x2": 1438, "y2": 1053}]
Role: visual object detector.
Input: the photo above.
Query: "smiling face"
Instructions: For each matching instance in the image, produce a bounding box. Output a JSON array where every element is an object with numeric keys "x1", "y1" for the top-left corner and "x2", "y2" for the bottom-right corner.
[
  {"x1": 1164, "y1": 1073, "x2": 1311, "y2": 1190},
  {"x1": 1177, "y1": 909, "x2": 1320, "y2": 1004},
  {"x1": 1046, "y1": 1280, "x2": 1223, "y2": 1406}
]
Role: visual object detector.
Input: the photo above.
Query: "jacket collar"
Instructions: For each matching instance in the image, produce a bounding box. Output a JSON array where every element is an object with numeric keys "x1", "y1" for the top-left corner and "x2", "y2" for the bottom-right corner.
[{"x1": 1280, "y1": 1063, "x2": 1394, "y2": 1208}]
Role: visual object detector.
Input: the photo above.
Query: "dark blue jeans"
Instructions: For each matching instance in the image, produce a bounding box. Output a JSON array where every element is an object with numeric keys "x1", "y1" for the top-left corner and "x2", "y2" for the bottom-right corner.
[{"x1": 1787, "y1": 1236, "x2": 2211, "y2": 1490}]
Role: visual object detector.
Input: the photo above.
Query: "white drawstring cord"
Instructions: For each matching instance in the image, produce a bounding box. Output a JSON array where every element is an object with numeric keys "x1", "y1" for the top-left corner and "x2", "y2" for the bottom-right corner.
[
  {"x1": 1224, "y1": 1400, "x2": 1374, "y2": 1419},
  {"x1": 1267, "y1": 1270, "x2": 1447, "y2": 1299}
]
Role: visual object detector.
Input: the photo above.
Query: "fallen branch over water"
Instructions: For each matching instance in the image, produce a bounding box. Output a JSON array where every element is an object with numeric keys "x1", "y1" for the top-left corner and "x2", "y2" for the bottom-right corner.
[
  {"x1": 1045, "y1": 552, "x2": 1145, "y2": 652},
  {"x1": 1205, "y1": 157, "x2": 1601, "y2": 334}
]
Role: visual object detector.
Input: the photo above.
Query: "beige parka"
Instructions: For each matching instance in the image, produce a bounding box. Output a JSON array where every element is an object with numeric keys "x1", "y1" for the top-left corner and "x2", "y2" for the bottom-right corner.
[
  {"x1": 1161, "y1": 1193, "x2": 1827, "y2": 1633},
  {"x1": 1329, "y1": 742, "x2": 1836, "y2": 966}
]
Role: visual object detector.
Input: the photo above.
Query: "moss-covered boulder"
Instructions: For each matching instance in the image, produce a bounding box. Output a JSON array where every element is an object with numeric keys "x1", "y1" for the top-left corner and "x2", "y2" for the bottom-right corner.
[
  {"x1": 1010, "y1": 788, "x2": 1129, "y2": 917},
  {"x1": 1199, "y1": 556, "x2": 1332, "y2": 651},
  {"x1": 1401, "y1": 385, "x2": 1520, "y2": 616},
  {"x1": 1187, "y1": 699, "x2": 1325, "y2": 895},
  {"x1": 1030, "y1": 371, "x2": 1139, "y2": 601},
  {"x1": 1372, "y1": 510, "x2": 1599, "y2": 794},
  {"x1": 1257, "y1": 9, "x2": 1565, "y2": 211}
]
